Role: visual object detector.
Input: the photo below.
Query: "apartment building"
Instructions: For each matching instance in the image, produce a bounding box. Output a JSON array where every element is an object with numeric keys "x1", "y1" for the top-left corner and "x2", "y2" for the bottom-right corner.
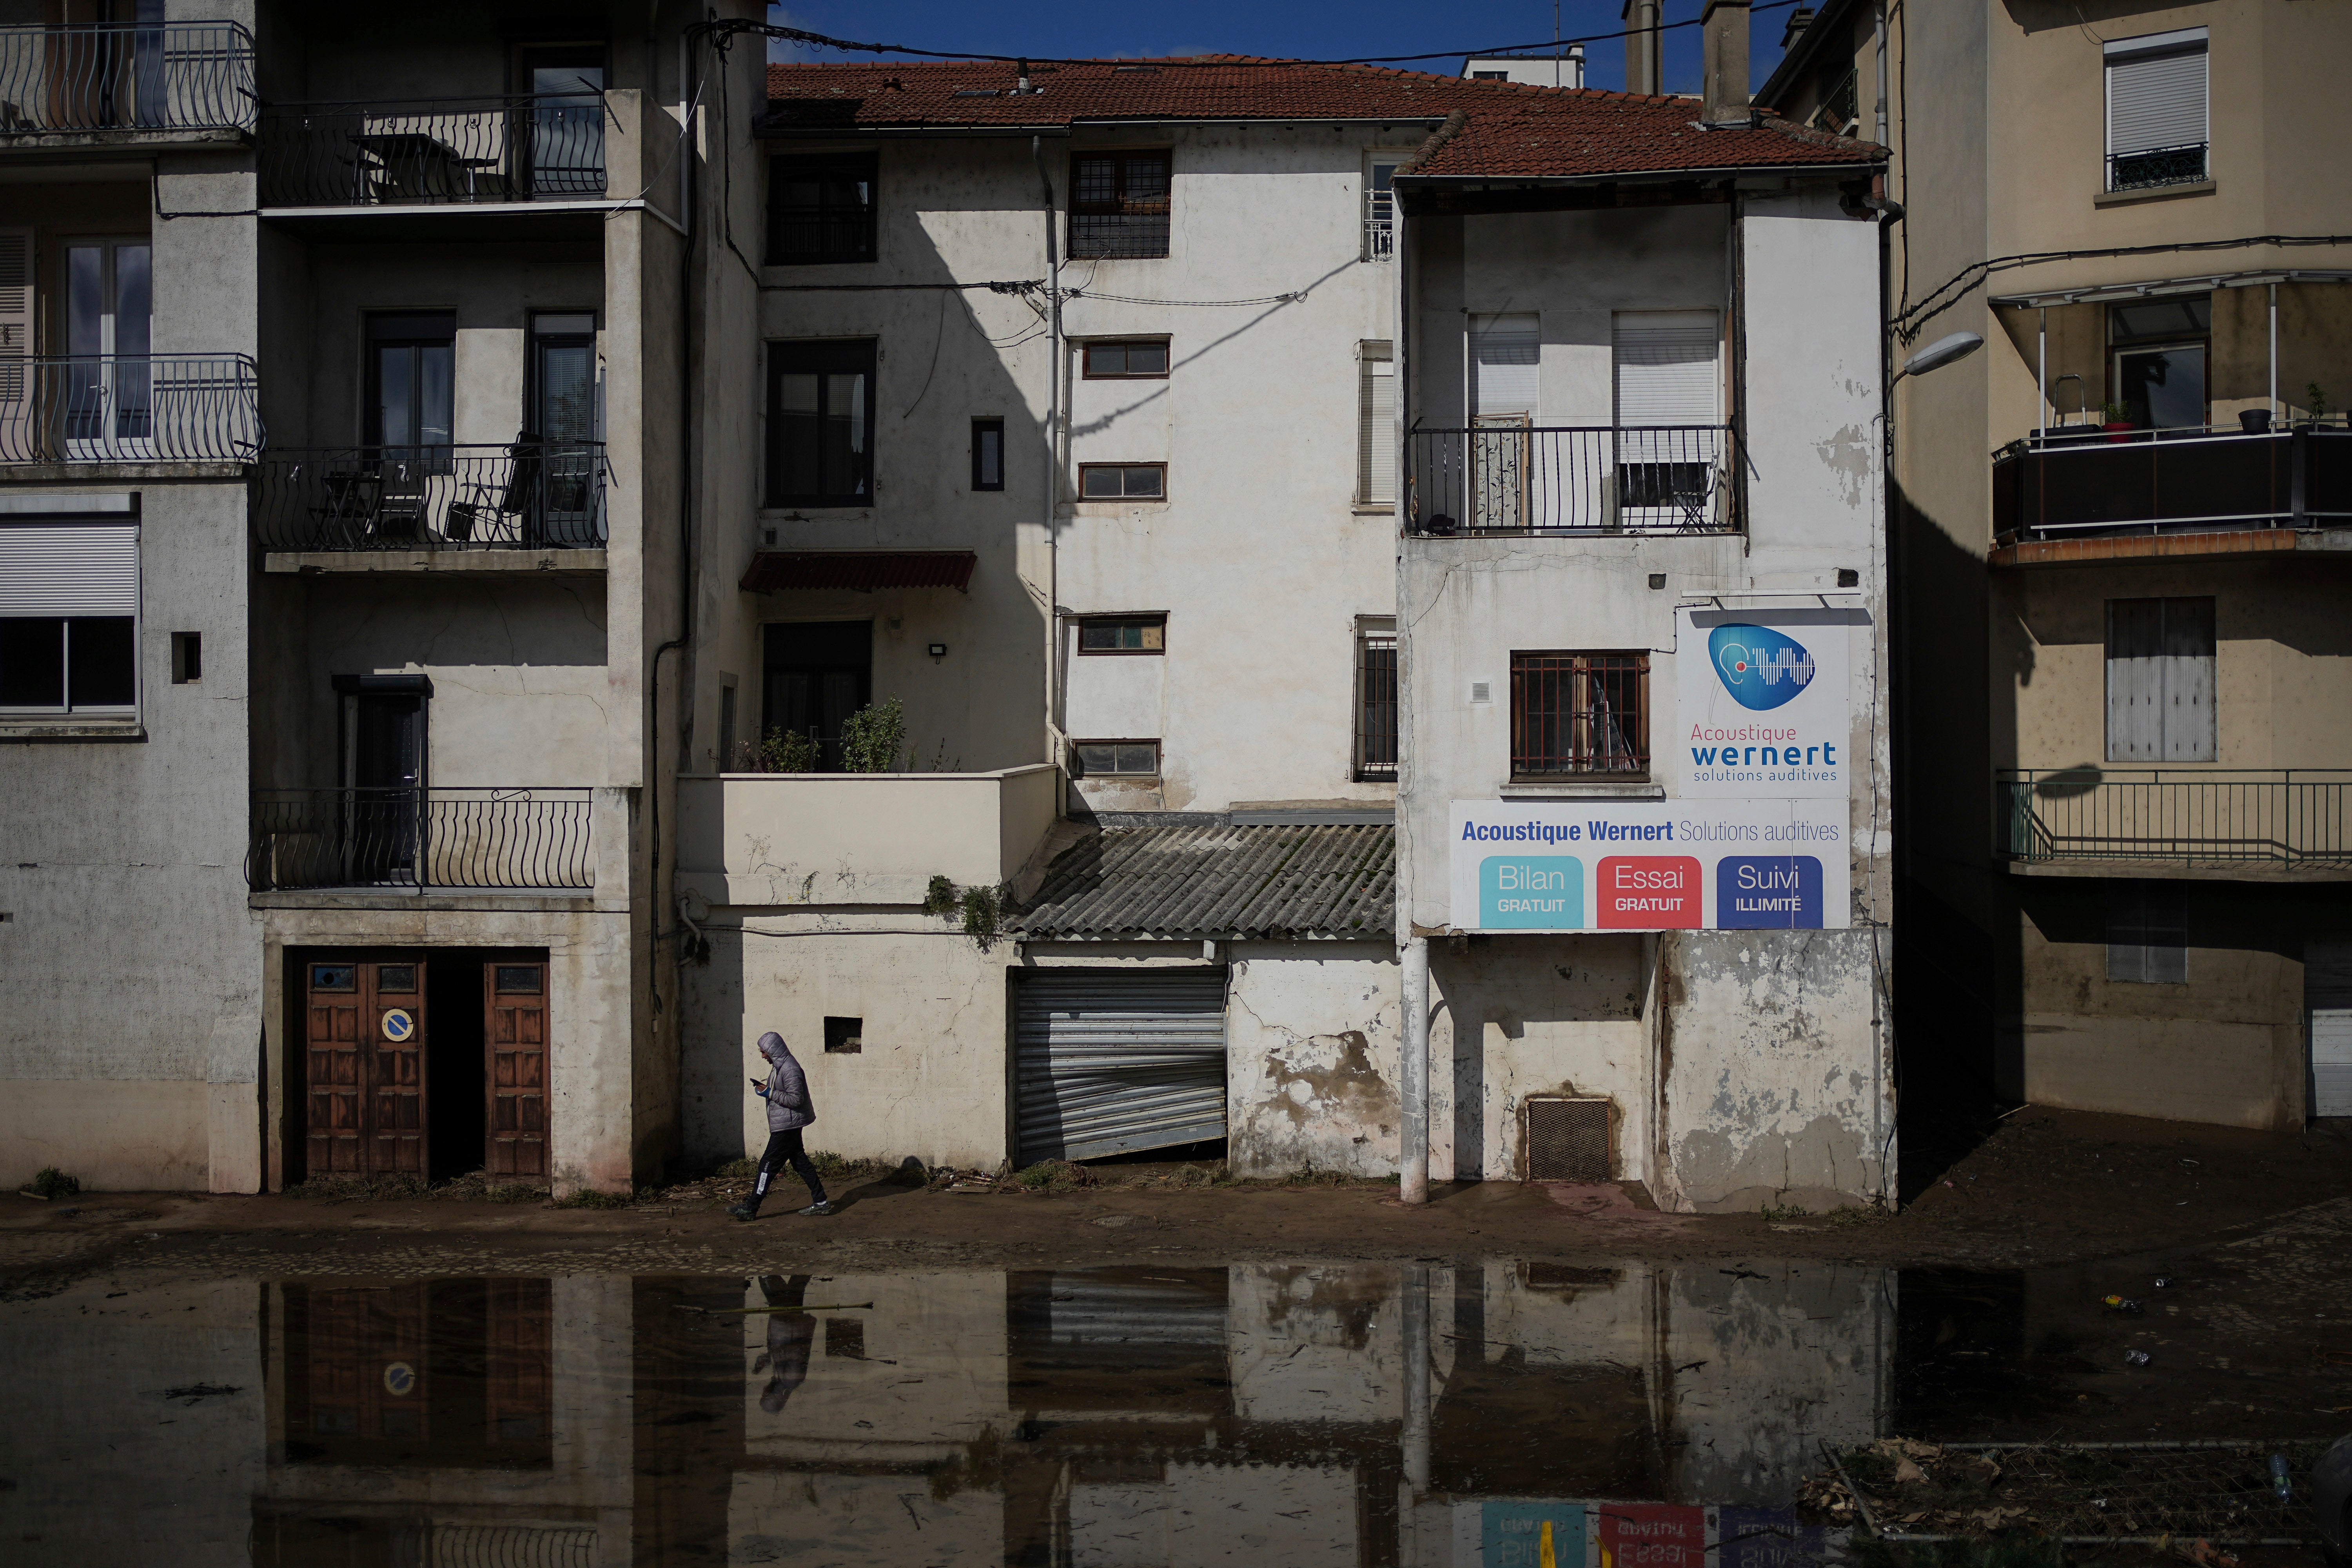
[
  {"x1": 1765, "y1": 0, "x2": 2352, "y2": 1129},
  {"x1": 0, "y1": 0, "x2": 759, "y2": 1193}
]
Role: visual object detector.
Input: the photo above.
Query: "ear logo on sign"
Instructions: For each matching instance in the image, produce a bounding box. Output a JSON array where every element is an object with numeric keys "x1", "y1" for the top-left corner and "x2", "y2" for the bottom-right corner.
[
  {"x1": 1708, "y1": 623, "x2": 1817, "y2": 712},
  {"x1": 381, "y1": 1009, "x2": 415, "y2": 1043}
]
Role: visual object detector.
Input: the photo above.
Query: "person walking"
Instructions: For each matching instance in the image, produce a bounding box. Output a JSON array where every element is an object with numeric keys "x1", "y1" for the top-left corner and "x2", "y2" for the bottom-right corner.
[{"x1": 729, "y1": 1031, "x2": 835, "y2": 1220}]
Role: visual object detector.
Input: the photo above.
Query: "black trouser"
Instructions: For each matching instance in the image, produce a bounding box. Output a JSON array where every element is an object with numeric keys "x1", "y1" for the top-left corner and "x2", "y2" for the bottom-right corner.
[{"x1": 752, "y1": 1128, "x2": 826, "y2": 1207}]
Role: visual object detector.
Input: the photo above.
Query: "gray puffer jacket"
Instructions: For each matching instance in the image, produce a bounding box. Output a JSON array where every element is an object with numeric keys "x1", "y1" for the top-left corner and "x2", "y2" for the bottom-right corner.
[{"x1": 757, "y1": 1031, "x2": 815, "y2": 1132}]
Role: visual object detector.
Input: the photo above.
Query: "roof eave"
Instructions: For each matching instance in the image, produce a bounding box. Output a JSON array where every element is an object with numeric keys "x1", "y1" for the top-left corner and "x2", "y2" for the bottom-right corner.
[{"x1": 1393, "y1": 157, "x2": 1883, "y2": 187}]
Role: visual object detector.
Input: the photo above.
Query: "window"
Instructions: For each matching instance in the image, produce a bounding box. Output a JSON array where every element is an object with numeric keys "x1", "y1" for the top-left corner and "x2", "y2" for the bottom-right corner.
[
  {"x1": 366, "y1": 312, "x2": 455, "y2": 459},
  {"x1": 1355, "y1": 620, "x2": 1397, "y2": 782},
  {"x1": 824, "y1": 1015, "x2": 863, "y2": 1054},
  {"x1": 2110, "y1": 294, "x2": 2208, "y2": 430},
  {"x1": 0, "y1": 510, "x2": 138, "y2": 717},
  {"x1": 716, "y1": 677, "x2": 737, "y2": 768},
  {"x1": 64, "y1": 238, "x2": 151, "y2": 459},
  {"x1": 1078, "y1": 615, "x2": 1165, "y2": 654},
  {"x1": 1068, "y1": 150, "x2": 1170, "y2": 259},
  {"x1": 2105, "y1": 28, "x2": 2207, "y2": 191},
  {"x1": 1078, "y1": 463, "x2": 1165, "y2": 501},
  {"x1": 2106, "y1": 597, "x2": 2214, "y2": 762},
  {"x1": 1357, "y1": 342, "x2": 1396, "y2": 505},
  {"x1": 1510, "y1": 652, "x2": 1647, "y2": 778},
  {"x1": 971, "y1": 417, "x2": 1004, "y2": 491},
  {"x1": 2107, "y1": 881, "x2": 2187, "y2": 984},
  {"x1": 767, "y1": 153, "x2": 878, "y2": 265},
  {"x1": 171, "y1": 630, "x2": 200, "y2": 684},
  {"x1": 1082, "y1": 340, "x2": 1169, "y2": 378},
  {"x1": 1364, "y1": 157, "x2": 1400, "y2": 259},
  {"x1": 516, "y1": 45, "x2": 608, "y2": 197},
  {"x1": 1074, "y1": 739, "x2": 1159, "y2": 777},
  {"x1": 766, "y1": 339, "x2": 875, "y2": 506}
]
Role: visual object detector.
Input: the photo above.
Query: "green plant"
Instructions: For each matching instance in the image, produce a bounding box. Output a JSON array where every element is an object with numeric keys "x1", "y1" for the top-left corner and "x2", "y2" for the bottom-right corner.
[
  {"x1": 1014, "y1": 1160, "x2": 1093, "y2": 1191},
  {"x1": 837, "y1": 696, "x2": 907, "y2": 773},
  {"x1": 715, "y1": 1156, "x2": 758, "y2": 1178},
  {"x1": 25, "y1": 1166, "x2": 79, "y2": 1199},
  {"x1": 960, "y1": 884, "x2": 1001, "y2": 947},
  {"x1": 2100, "y1": 399, "x2": 2130, "y2": 423},
  {"x1": 2309, "y1": 381, "x2": 2332, "y2": 421},
  {"x1": 741, "y1": 727, "x2": 820, "y2": 773},
  {"x1": 1759, "y1": 1202, "x2": 1811, "y2": 1222},
  {"x1": 923, "y1": 874, "x2": 960, "y2": 918}
]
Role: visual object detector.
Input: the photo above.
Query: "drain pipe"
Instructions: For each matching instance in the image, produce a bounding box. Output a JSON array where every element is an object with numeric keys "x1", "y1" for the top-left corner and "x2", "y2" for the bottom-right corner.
[
  {"x1": 1034, "y1": 134, "x2": 1064, "y2": 793},
  {"x1": 1400, "y1": 936, "x2": 1430, "y2": 1202}
]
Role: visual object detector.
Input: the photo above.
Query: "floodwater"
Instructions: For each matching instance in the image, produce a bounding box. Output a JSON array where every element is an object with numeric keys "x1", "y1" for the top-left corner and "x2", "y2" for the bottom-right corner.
[{"x1": 0, "y1": 1258, "x2": 2068, "y2": 1566}]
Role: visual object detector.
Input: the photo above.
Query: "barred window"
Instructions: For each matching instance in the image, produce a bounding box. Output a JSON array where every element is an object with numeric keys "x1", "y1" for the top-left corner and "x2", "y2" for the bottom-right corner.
[
  {"x1": 1069, "y1": 151, "x2": 1171, "y2": 259},
  {"x1": 1354, "y1": 622, "x2": 1397, "y2": 781},
  {"x1": 766, "y1": 153, "x2": 878, "y2": 265},
  {"x1": 1510, "y1": 652, "x2": 1647, "y2": 778}
]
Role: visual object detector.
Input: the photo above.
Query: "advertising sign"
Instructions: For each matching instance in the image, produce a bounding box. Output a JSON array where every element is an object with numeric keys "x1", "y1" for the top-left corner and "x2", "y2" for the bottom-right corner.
[
  {"x1": 1596, "y1": 1504, "x2": 1706, "y2": 1568},
  {"x1": 1483, "y1": 1501, "x2": 1587, "y2": 1568},
  {"x1": 1448, "y1": 800, "x2": 1850, "y2": 933},
  {"x1": 1675, "y1": 607, "x2": 1854, "y2": 800}
]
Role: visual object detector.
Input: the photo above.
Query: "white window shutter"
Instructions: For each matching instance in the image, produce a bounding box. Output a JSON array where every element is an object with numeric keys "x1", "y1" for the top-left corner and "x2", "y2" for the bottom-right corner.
[
  {"x1": 2105, "y1": 599, "x2": 2163, "y2": 761},
  {"x1": 1470, "y1": 312, "x2": 1540, "y2": 420},
  {"x1": 0, "y1": 523, "x2": 141, "y2": 616},
  {"x1": 1613, "y1": 310, "x2": 1720, "y2": 427},
  {"x1": 2107, "y1": 47, "x2": 2206, "y2": 156},
  {"x1": 2160, "y1": 595, "x2": 2216, "y2": 762},
  {"x1": 1357, "y1": 343, "x2": 1395, "y2": 505},
  {"x1": 0, "y1": 227, "x2": 32, "y2": 407}
]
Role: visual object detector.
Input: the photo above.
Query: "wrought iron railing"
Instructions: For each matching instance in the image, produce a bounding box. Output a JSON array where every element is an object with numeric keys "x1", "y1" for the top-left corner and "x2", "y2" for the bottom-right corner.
[
  {"x1": 0, "y1": 354, "x2": 261, "y2": 463},
  {"x1": 252, "y1": 442, "x2": 607, "y2": 550},
  {"x1": 2108, "y1": 140, "x2": 2207, "y2": 191},
  {"x1": 259, "y1": 93, "x2": 609, "y2": 208},
  {"x1": 247, "y1": 787, "x2": 594, "y2": 891},
  {"x1": 1997, "y1": 769, "x2": 2352, "y2": 867},
  {"x1": 1407, "y1": 425, "x2": 1739, "y2": 535},
  {"x1": 0, "y1": 20, "x2": 254, "y2": 136},
  {"x1": 1993, "y1": 426, "x2": 2352, "y2": 539}
]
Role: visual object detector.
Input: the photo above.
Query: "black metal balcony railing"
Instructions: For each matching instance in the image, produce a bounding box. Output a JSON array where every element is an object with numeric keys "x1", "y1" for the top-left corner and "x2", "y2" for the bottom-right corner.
[
  {"x1": 247, "y1": 788, "x2": 595, "y2": 892},
  {"x1": 0, "y1": 354, "x2": 262, "y2": 463},
  {"x1": 253, "y1": 443, "x2": 608, "y2": 551},
  {"x1": 1994, "y1": 426, "x2": 2352, "y2": 540},
  {"x1": 2108, "y1": 140, "x2": 2207, "y2": 192},
  {"x1": 259, "y1": 94, "x2": 608, "y2": 208},
  {"x1": 1998, "y1": 769, "x2": 2352, "y2": 868},
  {"x1": 0, "y1": 21, "x2": 255, "y2": 136},
  {"x1": 1407, "y1": 426, "x2": 1739, "y2": 535}
]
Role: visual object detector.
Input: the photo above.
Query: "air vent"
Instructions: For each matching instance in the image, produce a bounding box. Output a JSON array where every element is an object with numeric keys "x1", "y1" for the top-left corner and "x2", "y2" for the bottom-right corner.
[
  {"x1": 1523, "y1": 1096, "x2": 1611, "y2": 1181},
  {"x1": 953, "y1": 88, "x2": 1001, "y2": 98}
]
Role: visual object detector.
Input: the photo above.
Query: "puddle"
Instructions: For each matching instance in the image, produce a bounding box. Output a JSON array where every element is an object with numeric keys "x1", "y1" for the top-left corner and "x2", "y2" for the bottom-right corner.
[{"x1": 0, "y1": 1258, "x2": 2131, "y2": 1564}]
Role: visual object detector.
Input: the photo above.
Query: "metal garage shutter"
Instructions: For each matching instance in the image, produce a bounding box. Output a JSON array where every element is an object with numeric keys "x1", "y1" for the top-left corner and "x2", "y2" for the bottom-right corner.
[
  {"x1": 1016, "y1": 969, "x2": 1227, "y2": 1163},
  {"x1": 2308, "y1": 944, "x2": 2352, "y2": 1119}
]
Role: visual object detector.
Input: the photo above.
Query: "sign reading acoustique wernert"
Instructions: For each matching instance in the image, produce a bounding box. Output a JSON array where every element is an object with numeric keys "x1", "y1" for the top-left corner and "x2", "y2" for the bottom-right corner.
[
  {"x1": 1674, "y1": 606, "x2": 1854, "y2": 799},
  {"x1": 1447, "y1": 800, "x2": 1851, "y2": 933}
]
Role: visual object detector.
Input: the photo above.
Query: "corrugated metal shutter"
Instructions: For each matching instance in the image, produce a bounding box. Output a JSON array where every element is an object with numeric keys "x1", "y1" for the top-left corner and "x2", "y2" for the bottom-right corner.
[
  {"x1": 2308, "y1": 944, "x2": 2352, "y2": 1118},
  {"x1": 2107, "y1": 45, "x2": 2206, "y2": 156},
  {"x1": 1357, "y1": 342, "x2": 1395, "y2": 505},
  {"x1": 1016, "y1": 969, "x2": 1227, "y2": 1163},
  {"x1": 0, "y1": 523, "x2": 140, "y2": 615},
  {"x1": 1470, "y1": 312, "x2": 1540, "y2": 420},
  {"x1": 1613, "y1": 311, "x2": 1720, "y2": 426}
]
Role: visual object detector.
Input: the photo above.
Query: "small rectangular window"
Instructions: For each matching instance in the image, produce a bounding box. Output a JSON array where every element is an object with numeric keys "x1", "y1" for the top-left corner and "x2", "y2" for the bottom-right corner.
[
  {"x1": 494, "y1": 965, "x2": 544, "y2": 994},
  {"x1": 1068, "y1": 151, "x2": 1171, "y2": 259},
  {"x1": 2107, "y1": 881, "x2": 2188, "y2": 984},
  {"x1": 376, "y1": 964, "x2": 418, "y2": 993},
  {"x1": 310, "y1": 964, "x2": 357, "y2": 991},
  {"x1": 1077, "y1": 463, "x2": 1166, "y2": 501},
  {"x1": 824, "y1": 1015, "x2": 863, "y2": 1054},
  {"x1": 1357, "y1": 342, "x2": 1396, "y2": 505},
  {"x1": 1510, "y1": 652, "x2": 1648, "y2": 779},
  {"x1": 2105, "y1": 29, "x2": 2207, "y2": 191},
  {"x1": 1074, "y1": 739, "x2": 1159, "y2": 778},
  {"x1": 1082, "y1": 340, "x2": 1170, "y2": 378},
  {"x1": 2105, "y1": 598, "x2": 2214, "y2": 762},
  {"x1": 971, "y1": 417, "x2": 1005, "y2": 491},
  {"x1": 1077, "y1": 615, "x2": 1165, "y2": 655},
  {"x1": 767, "y1": 152, "x2": 878, "y2": 264},
  {"x1": 766, "y1": 339, "x2": 877, "y2": 506},
  {"x1": 171, "y1": 630, "x2": 200, "y2": 684},
  {"x1": 1355, "y1": 621, "x2": 1398, "y2": 781}
]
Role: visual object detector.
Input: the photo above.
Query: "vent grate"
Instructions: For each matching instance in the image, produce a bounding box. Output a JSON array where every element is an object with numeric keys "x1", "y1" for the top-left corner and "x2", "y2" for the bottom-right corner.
[{"x1": 1523, "y1": 1097, "x2": 1611, "y2": 1181}]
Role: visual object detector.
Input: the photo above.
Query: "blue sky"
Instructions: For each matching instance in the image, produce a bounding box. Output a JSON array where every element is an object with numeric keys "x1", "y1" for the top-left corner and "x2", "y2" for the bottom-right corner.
[{"x1": 764, "y1": 2, "x2": 1803, "y2": 98}]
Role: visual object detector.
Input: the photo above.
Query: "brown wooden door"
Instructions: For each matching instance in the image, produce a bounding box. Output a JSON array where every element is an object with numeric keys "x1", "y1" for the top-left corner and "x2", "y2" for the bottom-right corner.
[
  {"x1": 303, "y1": 957, "x2": 426, "y2": 1179},
  {"x1": 485, "y1": 962, "x2": 549, "y2": 1176}
]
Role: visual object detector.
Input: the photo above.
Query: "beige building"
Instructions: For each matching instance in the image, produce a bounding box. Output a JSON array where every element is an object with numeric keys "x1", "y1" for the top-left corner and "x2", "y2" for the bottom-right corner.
[{"x1": 1763, "y1": 0, "x2": 2352, "y2": 1129}]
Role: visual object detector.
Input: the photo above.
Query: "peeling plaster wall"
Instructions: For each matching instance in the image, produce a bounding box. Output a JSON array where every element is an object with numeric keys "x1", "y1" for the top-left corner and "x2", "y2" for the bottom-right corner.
[{"x1": 1225, "y1": 944, "x2": 1401, "y2": 1179}]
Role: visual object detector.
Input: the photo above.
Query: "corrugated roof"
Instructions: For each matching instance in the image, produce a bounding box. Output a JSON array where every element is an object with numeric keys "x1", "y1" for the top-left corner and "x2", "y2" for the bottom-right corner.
[
  {"x1": 763, "y1": 57, "x2": 1883, "y2": 182},
  {"x1": 1010, "y1": 820, "x2": 1394, "y2": 940}
]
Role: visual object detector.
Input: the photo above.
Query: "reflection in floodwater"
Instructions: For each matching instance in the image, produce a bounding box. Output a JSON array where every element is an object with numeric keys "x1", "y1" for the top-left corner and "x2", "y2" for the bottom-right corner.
[{"x1": 0, "y1": 1259, "x2": 1897, "y2": 1565}]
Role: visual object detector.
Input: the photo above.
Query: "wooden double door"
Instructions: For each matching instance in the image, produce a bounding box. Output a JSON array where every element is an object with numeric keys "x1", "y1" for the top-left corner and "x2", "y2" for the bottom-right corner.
[{"x1": 303, "y1": 955, "x2": 549, "y2": 1180}]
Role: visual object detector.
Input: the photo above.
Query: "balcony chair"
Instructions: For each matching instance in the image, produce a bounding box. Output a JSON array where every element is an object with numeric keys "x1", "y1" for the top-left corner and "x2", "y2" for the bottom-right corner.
[{"x1": 309, "y1": 468, "x2": 381, "y2": 548}]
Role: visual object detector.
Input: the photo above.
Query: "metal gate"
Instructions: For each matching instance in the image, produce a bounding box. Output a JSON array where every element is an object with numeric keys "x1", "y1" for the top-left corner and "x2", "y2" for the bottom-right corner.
[
  {"x1": 2309, "y1": 943, "x2": 2352, "y2": 1118},
  {"x1": 1015, "y1": 969, "x2": 1228, "y2": 1163}
]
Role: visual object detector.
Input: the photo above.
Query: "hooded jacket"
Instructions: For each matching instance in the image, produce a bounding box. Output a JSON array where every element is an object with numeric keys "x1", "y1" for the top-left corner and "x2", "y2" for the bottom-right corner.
[{"x1": 756, "y1": 1031, "x2": 815, "y2": 1133}]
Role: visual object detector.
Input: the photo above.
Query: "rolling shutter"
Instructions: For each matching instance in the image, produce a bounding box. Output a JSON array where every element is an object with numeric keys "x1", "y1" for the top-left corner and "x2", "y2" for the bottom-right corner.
[
  {"x1": 0, "y1": 228, "x2": 31, "y2": 425},
  {"x1": 0, "y1": 522, "x2": 140, "y2": 615},
  {"x1": 1016, "y1": 969, "x2": 1227, "y2": 1163},
  {"x1": 1357, "y1": 342, "x2": 1395, "y2": 505},
  {"x1": 2308, "y1": 944, "x2": 2352, "y2": 1119},
  {"x1": 2107, "y1": 35, "x2": 2207, "y2": 157},
  {"x1": 1613, "y1": 311, "x2": 1720, "y2": 427}
]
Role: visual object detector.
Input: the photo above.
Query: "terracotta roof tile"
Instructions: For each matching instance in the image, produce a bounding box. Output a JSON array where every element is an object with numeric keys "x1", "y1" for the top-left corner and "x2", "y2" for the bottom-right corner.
[{"x1": 764, "y1": 56, "x2": 1883, "y2": 181}]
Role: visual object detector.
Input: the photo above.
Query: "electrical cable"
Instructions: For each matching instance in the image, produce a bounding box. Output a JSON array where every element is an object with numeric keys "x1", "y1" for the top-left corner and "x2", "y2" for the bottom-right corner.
[{"x1": 1894, "y1": 233, "x2": 2352, "y2": 341}]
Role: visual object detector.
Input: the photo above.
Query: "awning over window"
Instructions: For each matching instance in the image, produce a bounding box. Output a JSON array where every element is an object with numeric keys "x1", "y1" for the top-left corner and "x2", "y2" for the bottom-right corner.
[{"x1": 738, "y1": 549, "x2": 977, "y2": 593}]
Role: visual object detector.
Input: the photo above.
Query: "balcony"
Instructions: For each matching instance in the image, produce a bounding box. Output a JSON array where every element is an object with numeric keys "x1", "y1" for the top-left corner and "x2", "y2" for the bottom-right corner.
[
  {"x1": 1998, "y1": 769, "x2": 2352, "y2": 876},
  {"x1": 0, "y1": 21, "x2": 255, "y2": 143},
  {"x1": 260, "y1": 94, "x2": 610, "y2": 210},
  {"x1": 1993, "y1": 426, "x2": 2352, "y2": 542},
  {"x1": 1406, "y1": 426, "x2": 1739, "y2": 536},
  {"x1": 253, "y1": 443, "x2": 608, "y2": 556},
  {"x1": 674, "y1": 765, "x2": 1062, "y2": 907},
  {"x1": 247, "y1": 788, "x2": 595, "y2": 893},
  {"x1": 0, "y1": 355, "x2": 261, "y2": 466},
  {"x1": 2107, "y1": 140, "x2": 2206, "y2": 193}
]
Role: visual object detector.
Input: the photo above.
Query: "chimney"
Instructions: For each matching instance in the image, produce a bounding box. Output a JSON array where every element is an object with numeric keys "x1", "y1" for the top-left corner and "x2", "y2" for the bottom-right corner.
[
  {"x1": 1702, "y1": 0, "x2": 1751, "y2": 124},
  {"x1": 1781, "y1": 5, "x2": 1816, "y2": 50},
  {"x1": 1621, "y1": 0, "x2": 1662, "y2": 96}
]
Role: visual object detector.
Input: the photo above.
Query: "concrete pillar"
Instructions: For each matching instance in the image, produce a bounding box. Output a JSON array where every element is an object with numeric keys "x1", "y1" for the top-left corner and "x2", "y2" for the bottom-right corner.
[
  {"x1": 1400, "y1": 936, "x2": 1430, "y2": 1203},
  {"x1": 1400, "y1": 1263, "x2": 1430, "y2": 1492},
  {"x1": 1702, "y1": 0, "x2": 1752, "y2": 124},
  {"x1": 1622, "y1": 0, "x2": 1662, "y2": 95}
]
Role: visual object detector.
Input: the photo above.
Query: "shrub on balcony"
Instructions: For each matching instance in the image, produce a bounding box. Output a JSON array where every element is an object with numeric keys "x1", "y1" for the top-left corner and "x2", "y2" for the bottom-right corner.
[
  {"x1": 738, "y1": 727, "x2": 821, "y2": 773},
  {"x1": 838, "y1": 696, "x2": 908, "y2": 773}
]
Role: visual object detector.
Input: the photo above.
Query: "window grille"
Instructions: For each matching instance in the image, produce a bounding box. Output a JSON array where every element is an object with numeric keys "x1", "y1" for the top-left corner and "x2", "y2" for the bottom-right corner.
[
  {"x1": 1363, "y1": 160, "x2": 1397, "y2": 260},
  {"x1": 1069, "y1": 152, "x2": 1171, "y2": 259},
  {"x1": 766, "y1": 153, "x2": 878, "y2": 264},
  {"x1": 1510, "y1": 652, "x2": 1647, "y2": 778},
  {"x1": 1355, "y1": 628, "x2": 1397, "y2": 781}
]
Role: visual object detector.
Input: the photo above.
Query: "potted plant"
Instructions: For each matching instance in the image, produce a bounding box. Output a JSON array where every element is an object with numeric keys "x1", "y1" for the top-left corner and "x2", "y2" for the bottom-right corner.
[
  {"x1": 2101, "y1": 401, "x2": 2135, "y2": 443},
  {"x1": 2304, "y1": 382, "x2": 2333, "y2": 430}
]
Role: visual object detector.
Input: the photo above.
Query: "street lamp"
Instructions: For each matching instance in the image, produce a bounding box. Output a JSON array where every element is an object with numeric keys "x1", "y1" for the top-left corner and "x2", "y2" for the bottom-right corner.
[{"x1": 1894, "y1": 330, "x2": 1985, "y2": 381}]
